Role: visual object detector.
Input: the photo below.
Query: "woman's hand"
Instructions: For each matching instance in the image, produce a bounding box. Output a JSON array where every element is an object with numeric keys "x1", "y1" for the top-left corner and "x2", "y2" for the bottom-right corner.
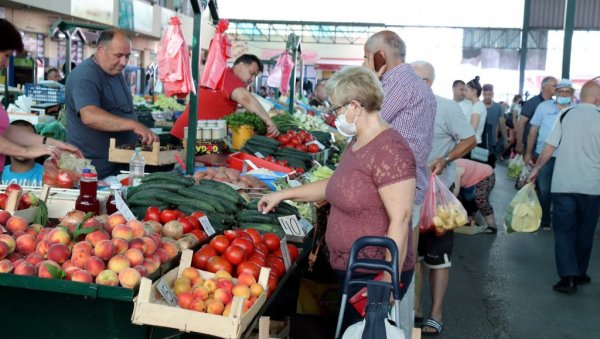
[
  {"x1": 257, "y1": 192, "x2": 285, "y2": 214},
  {"x1": 48, "y1": 139, "x2": 83, "y2": 158},
  {"x1": 25, "y1": 144, "x2": 58, "y2": 159}
]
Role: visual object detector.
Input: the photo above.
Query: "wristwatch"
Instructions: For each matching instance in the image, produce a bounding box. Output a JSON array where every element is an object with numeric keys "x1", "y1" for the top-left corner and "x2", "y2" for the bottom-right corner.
[
  {"x1": 42, "y1": 137, "x2": 48, "y2": 144},
  {"x1": 444, "y1": 156, "x2": 453, "y2": 163}
]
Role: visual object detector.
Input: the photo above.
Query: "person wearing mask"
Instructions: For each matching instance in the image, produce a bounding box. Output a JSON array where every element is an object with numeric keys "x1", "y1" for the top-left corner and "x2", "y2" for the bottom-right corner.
[
  {"x1": 482, "y1": 84, "x2": 509, "y2": 167},
  {"x1": 258, "y1": 67, "x2": 416, "y2": 334},
  {"x1": 515, "y1": 76, "x2": 557, "y2": 155},
  {"x1": 525, "y1": 79, "x2": 574, "y2": 232},
  {"x1": 1, "y1": 120, "x2": 45, "y2": 186},
  {"x1": 411, "y1": 61, "x2": 476, "y2": 336},
  {"x1": 171, "y1": 54, "x2": 279, "y2": 140},
  {"x1": 45, "y1": 68, "x2": 61, "y2": 82},
  {"x1": 0, "y1": 19, "x2": 81, "y2": 178},
  {"x1": 66, "y1": 29, "x2": 158, "y2": 179},
  {"x1": 464, "y1": 77, "x2": 487, "y2": 147},
  {"x1": 363, "y1": 30, "x2": 436, "y2": 337},
  {"x1": 528, "y1": 79, "x2": 600, "y2": 294},
  {"x1": 452, "y1": 80, "x2": 471, "y2": 117}
]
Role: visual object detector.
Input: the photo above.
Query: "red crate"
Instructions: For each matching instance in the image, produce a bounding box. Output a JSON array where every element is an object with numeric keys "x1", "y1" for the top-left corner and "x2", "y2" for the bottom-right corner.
[{"x1": 227, "y1": 152, "x2": 294, "y2": 174}]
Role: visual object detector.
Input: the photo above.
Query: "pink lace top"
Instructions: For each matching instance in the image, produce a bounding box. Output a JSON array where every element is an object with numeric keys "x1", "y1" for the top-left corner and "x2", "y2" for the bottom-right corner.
[{"x1": 325, "y1": 128, "x2": 416, "y2": 272}]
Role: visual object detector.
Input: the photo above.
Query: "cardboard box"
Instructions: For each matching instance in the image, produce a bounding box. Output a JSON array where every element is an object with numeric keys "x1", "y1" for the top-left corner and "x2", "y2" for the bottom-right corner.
[{"x1": 108, "y1": 138, "x2": 181, "y2": 166}]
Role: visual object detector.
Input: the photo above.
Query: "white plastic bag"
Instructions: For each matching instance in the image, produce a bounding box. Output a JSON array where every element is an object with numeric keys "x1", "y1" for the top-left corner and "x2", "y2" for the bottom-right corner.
[{"x1": 507, "y1": 154, "x2": 524, "y2": 179}]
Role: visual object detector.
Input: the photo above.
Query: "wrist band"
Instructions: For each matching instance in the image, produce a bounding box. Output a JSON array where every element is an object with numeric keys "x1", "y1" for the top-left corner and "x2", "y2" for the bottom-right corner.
[{"x1": 42, "y1": 137, "x2": 48, "y2": 144}]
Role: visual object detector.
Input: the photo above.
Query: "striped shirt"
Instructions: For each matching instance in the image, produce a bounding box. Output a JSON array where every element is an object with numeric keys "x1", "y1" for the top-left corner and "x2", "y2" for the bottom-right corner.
[{"x1": 380, "y1": 63, "x2": 437, "y2": 204}]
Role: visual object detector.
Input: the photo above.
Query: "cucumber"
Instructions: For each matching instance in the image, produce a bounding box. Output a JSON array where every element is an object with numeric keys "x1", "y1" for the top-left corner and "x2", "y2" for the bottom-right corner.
[
  {"x1": 205, "y1": 212, "x2": 236, "y2": 225},
  {"x1": 127, "y1": 189, "x2": 172, "y2": 205},
  {"x1": 248, "y1": 135, "x2": 280, "y2": 147},
  {"x1": 127, "y1": 182, "x2": 187, "y2": 198},
  {"x1": 192, "y1": 183, "x2": 244, "y2": 206},
  {"x1": 159, "y1": 194, "x2": 216, "y2": 213},
  {"x1": 176, "y1": 204, "x2": 212, "y2": 216},
  {"x1": 128, "y1": 197, "x2": 167, "y2": 207},
  {"x1": 177, "y1": 189, "x2": 226, "y2": 213},
  {"x1": 237, "y1": 210, "x2": 281, "y2": 224},
  {"x1": 142, "y1": 174, "x2": 194, "y2": 187},
  {"x1": 244, "y1": 138, "x2": 279, "y2": 149}
]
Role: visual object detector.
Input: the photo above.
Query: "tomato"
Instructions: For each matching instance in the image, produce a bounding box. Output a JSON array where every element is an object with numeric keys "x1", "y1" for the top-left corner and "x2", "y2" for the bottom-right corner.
[
  {"x1": 307, "y1": 144, "x2": 320, "y2": 153},
  {"x1": 295, "y1": 144, "x2": 308, "y2": 152},
  {"x1": 268, "y1": 260, "x2": 285, "y2": 279},
  {"x1": 236, "y1": 261, "x2": 260, "y2": 280},
  {"x1": 177, "y1": 217, "x2": 194, "y2": 234},
  {"x1": 144, "y1": 206, "x2": 161, "y2": 222},
  {"x1": 192, "y1": 245, "x2": 217, "y2": 270},
  {"x1": 267, "y1": 275, "x2": 278, "y2": 293},
  {"x1": 276, "y1": 160, "x2": 288, "y2": 167},
  {"x1": 231, "y1": 237, "x2": 254, "y2": 258},
  {"x1": 160, "y1": 210, "x2": 178, "y2": 224},
  {"x1": 5, "y1": 183, "x2": 22, "y2": 195},
  {"x1": 210, "y1": 235, "x2": 230, "y2": 254},
  {"x1": 243, "y1": 228, "x2": 262, "y2": 245},
  {"x1": 277, "y1": 135, "x2": 290, "y2": 144},
  {"x1": 42, "y1": 173, "x2": 57, "y2": 186},
  {"x1": 206, "y1": 256, "x2": 233, "y2": 274},
  {"x1": 270, "y1": 249, "x2": 283, "y2": 259},
  {"x1": 287, "y1": 244, "x2": 299, "y2": 262},
  {"x1": 54, "y1": 171, "x2": 74, "y2": 188},
  {"x1": 289, "y1": 137, "x2": 300, "y2": 147},
  {"x1": 262, "y1": 233, "x2": 281, "y2": 252},
  {"x1": 174, "y1": 210, "x2": 185, "y2": 218},
  {"x1": 191, "y1": 211, "x2": 205, "y2": 219},
  {"x1": 248, "y1": 254, "x2": 266, "y2": 267},
  {"x1": 223, "y1": 229, "x2": 241, "y2": 242},
  {"x1": 224, "y1": 245, "x2": 246, "y2": 266},
  {"x1": 185, "y1": 216, "x2": 201, "y2": 230},
  {"x1": 189, "y1": 229, "x2": 208, "y2": 242},
  {"x1": 254, "y1": 243, "x2": 269, "y2": 256}
]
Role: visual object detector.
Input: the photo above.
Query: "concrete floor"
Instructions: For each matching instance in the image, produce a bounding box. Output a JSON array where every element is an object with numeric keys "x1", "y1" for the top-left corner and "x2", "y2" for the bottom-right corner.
[{"x1": 423, "y1": 162, "x2": 600, "y2": 339}]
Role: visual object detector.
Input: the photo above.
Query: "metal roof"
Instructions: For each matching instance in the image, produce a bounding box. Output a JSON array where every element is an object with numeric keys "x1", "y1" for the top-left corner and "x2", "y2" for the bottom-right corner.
[{"x1": 530, "y1": 0, "x2": 600, "y2": 29}]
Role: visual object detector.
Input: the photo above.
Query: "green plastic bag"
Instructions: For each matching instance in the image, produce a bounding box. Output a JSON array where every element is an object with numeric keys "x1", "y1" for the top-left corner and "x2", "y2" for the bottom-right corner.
[{"x1": 504, "y1": 183, "x2": 542, "y2": 233}]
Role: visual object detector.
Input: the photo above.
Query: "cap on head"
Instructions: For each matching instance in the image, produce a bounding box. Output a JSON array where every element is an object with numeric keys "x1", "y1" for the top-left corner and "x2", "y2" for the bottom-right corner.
[
  {"x1": 483, "y1": 84, "x2": 494, "y2": 92},
  {"x1": 555, "y1": 79, "x2": 574, "y2": 91}
]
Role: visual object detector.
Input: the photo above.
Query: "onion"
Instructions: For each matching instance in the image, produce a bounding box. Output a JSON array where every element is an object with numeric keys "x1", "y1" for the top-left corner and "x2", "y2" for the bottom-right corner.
[
  {"x1": 162, "y1": 221, "x2": 183, "y2": 239},
  {"x1": 60, "y1": 210, "x2": 86, "y2": 228},
  {"x1": 143, "y1": 220, "x2": 162, "y2": 233}
]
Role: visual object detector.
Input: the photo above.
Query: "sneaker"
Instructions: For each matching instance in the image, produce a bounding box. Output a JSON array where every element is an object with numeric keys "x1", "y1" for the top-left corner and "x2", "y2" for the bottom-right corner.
[{"x1": 541, "y1": 224, "x2": 552, "y2": 232}]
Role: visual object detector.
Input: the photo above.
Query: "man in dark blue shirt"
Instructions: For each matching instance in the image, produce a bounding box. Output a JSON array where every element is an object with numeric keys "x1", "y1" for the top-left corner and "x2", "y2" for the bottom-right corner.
[{"x1": 515, "y1": 76, "x2": 556, "y2": 155}]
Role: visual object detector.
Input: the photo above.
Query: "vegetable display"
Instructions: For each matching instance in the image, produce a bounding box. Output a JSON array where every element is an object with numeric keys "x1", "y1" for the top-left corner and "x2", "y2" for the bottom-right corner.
[{"x1": 225, "y1": 111, "x2": 267, "y2": 135}]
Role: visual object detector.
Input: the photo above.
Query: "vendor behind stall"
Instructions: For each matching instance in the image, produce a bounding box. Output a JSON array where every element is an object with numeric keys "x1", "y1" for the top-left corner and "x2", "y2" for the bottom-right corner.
[
  {"x1": 65, "y1": 29, "x2": 158, "y2": 179},
  {"x1": 170, "y1": 54, "x2": 279, "y2": 139}
]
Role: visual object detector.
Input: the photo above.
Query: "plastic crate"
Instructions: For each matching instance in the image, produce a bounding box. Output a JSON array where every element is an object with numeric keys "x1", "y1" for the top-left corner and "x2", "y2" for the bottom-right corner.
[{"x1": 24, "y1": 83, "x2": 66, "y2": 104}]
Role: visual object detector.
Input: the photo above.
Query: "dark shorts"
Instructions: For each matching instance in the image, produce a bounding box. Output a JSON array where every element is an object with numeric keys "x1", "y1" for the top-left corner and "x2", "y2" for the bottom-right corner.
[{"x1": 418, "y1": 230, "x2": 454, "y2": 269}]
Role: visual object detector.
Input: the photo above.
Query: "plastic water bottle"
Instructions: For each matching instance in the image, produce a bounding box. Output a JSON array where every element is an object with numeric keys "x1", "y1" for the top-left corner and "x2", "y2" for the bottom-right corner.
[{"x1": 129, "y1": 147, "x2": 145, "y2": 187}]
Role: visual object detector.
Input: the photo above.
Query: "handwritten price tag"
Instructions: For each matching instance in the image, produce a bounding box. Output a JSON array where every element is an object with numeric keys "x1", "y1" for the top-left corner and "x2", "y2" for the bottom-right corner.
[
  {"x1": 280, "y1": 237, "x2": 292, "y2": 270},
  {"x1": 156, "y1": 278, "x2": 178, "y2": 306},
  {"x1": 298, "y1": 217, "x2": 314, "y2": 233},
  {"x1": 199, "y1": 216, "x2": 215, "y2": 236},
  {"x1": 114, "y1": 193, "x2": 136, "y2": 221},
  {"x1": 278, "y1": 215, "x2": 306, "y2": 237}
]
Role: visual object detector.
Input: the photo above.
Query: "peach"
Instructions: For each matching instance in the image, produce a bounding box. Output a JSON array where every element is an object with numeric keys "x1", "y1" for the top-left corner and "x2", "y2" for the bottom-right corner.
[
  {"x1": 64, "y1": 266, "x2": 80, "y2": 280},
  {"x1": 250, "y1": 283, "x2": 264, "y2": 297},
  {"x1": 0, "y1": 234, "x2": 16, "y2": 254},
  {"x1": 61, "y1": 259, "x2": 76, "y2": 271},
  {"x1": 111, "y1": 225, "x2": 133, "y2": 241},
  {"x1": 38, "y1": 260, "x2": 61, "y2": 279},
  {"x1": 177, "y1": 292, "x2": 194, "y2": 309},
  {"x1": 181, "y1": 267, "x2": 200, "y2": 281},
  {"x1": 191, "y1": 286, "x2": 210, "y2": 301},
  {"x1": 36, "y1": 228, "x2": 51, "y2": 243},
  {"x1": 173, "y1": 277, "x2": 192, "y2": 296},
  {"x1": 82, "y1": 218, "x2": 103, "y2": 231},
  {"x1": 216, "y1": 278, "x2": 234, "y2": 293},
  {"x1": 188, "y1": 299, "x2": 206, "y2": 312},
  {"x1": 84, "y1": 256, "x2": 106, "y2": 277},
  {"x1": 12, "y1": 259, "x2": 24, "y2": 267},
  {"x1": 126, "y1": 220, "x2": 145, "y2": 238},
  {"x1": 128, "y1": 237, "x2": 147, "y2": 254},
  {"x1": 85, "y1": 230, "x2": 110, "y2": 247},
  {"x1": 29, "y1": 224, "x2": 43, "y2": 233},
  {"x1": 0, "y1": 259, "x2": 14, "y2": 273},
  {"x1": 95, "y1": 269, "x2": 119, "y2": 286},
  {"x1": 192, "y1": 276, "x2": 205, "y2": 287},
  {"x1": 94, "y1": 240, "x2": 116, "y2": 261},
  {"x1": 160, "y1": 242, "x2": 179, "y2": 261},
  {"x1": 48, "y1": 227, "x2": 71, "y2": 245},
  {"x1": 132, "y1": 265, "x2": 149, "y2": 278},
  {"x1": 7, "y1": 252, "x2": 23, "y2": 263},
  {"x1": 12, "y1": 231, "x2": 26, "y2": 239},
  {"x1": 213, "y1": 288, "x2": 233, "y2": 305},
  {"x1": 71, "y1": 250, "x2": 92, "y2": 268},
  {"x1": 214, "y1": 270, "x2": 233, "y2": 281},
  {"x1": 24, "y1": 227, "x2": 37, "y2": 237},
  {"x1": 107, "y1": 254, "x2": 130, "y2": 273},
  {"x1": 124, "y1": 248, "x2": 144, "y2": 267},
  {"x1": 232, "y1": 284, "x2": 251, "y2": 299},
  {"x1": 155, "y1": 248, "x2": 169, "y2": 264},
  {"x1": 16, "y1": 234, "x2": 37, "y2": 255},
  {"x1": 118, "y1": 267, "x2": 141, "y2": 288},
  {"x1": 203, "y1": 279, "x2": 217, "y2": 293},
  {"x1": 0, "y1": 210, "x2": 12, "y2": 225},
  {"x1": 46, "y1": 243, "x2": 71, "y2": 264},
  {"x1": 35, "y1": 239, "x2": 50, "y2": 257},
  {"x1": 149, "y1": 233, "x2": 162, "y2": 247},
  {"x1": 143, "y1": 256, "x2": 160, "y2": 274},
  {"x1": 0, "y1": 241, "x2": 9, "y2": 260},
  {"x1": 72, "y1": 241, "x2": 93, "y2": 254},
  {"x1": 142, "y1": 237, "x2": 157, "y2": 255},
  {"x1": 5, "y1": 216, "x2": 28, "y2": 234},
  {"x1": 206, "y1": 299, "x2": 225, "y2": 315},
  {"x1": 111, "y1": 237, "x2": 129, "y2": 255},
  {"x1": 142, "y1": 224, "x2": 156, "y2": 236},
  {"x1": 71, "y1": 269, "x2": 93, "y2": 283},
  {"x1": 223, "y1": 303, "x2": 232, "y2": 317},
  {"x1": 237, "y1": 273, "x2": 257, "y2": 287},
  {"x1": 25, "y1": 253, "x2": 44, "y2": 266},
  {"x1": 242, "y1": 298, "x2": 254, "y2": 314},
  {"x1": 107, "y1": 214, "x2": 127, "y2": 229}
]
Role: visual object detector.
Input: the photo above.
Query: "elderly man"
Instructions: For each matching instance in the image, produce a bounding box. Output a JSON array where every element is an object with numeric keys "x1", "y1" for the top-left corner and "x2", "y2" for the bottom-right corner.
[
  {"x1": 363, "y1": 30, "x2": 436, "y2": 338},
  {"x1": 66, "y1": 29, "x2": 158, "y2": 179},
  {"x1": 528, "y1": 80, "x2": 600, "y2": 294},
  {"x1": 515, "y1": 76, "x2": 557, "y2": 155},
  {"x1": 525, "y1": 79, "x2": 574, "y2": 231},
  {"x1": 411, "y1": 61, "x2": 476, "y2": 336}
]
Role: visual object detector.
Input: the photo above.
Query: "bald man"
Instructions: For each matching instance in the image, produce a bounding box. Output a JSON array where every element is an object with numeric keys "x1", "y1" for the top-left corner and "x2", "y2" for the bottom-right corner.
[
  {"x1": 66, "y1": 29, "x2": 158, "y2": 178},
  {"x1": 529, "y1": 80, "x2": 600, "y2": 294}
]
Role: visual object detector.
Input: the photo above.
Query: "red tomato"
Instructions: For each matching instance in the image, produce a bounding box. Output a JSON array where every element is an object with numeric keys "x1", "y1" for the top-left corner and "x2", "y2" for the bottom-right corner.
[
  {"x1": 307, "y1": 144, "x2": 320, "y2": 153},
  {"x1": 254, "y1": 243, "x2": 269, "y2": 256},
  {"x1": 268, "y1": 258, "x2": 286, "y2": 278},
  {"x1": 290, "y1": 137, "x2": 301, "y2": 146},
  {"x1": 248, "y1": 254, "x2": 266, "y2": 267},
  {"x1": 56, "y1": 171, "x2": 74, "y2": 188},
  {"x1": 185, "y1": 216, "x2": 201, "y2": 230},
  {"x1": 267, "y1": 275, "x2": 278, "y2": 293},
  {"x1": 295, "y1": 167, "x2": 305, "y2": 175},
  {"x1": 243, "y1": 228, "x2": 262, "y2": 245},
  {"x1": 192, "y1": 245, "x2": 217, "y2": 270},
  {"x1": 5, "y1": 183, "x2": 22, "y2": 195},
  {"x1": 223, "y1": 229, "x2": 241, "y2": 242},
  {"x1": 231, "y1": 237, "x2": 254, "y2": 258},
  {"x1": 144, "y1": 206, "x2": 161, "y2": 222},
  {"x1": 277, "y1": 135, "x2": 290, "y2": 144},
  {"x1": 271, "y1": 249, "x2": 283, "y2": 259},
  {"x1": 210, "y1": 235, "x2": 230, "y2": 254},
  {"x1": 174, "y1": 210, "x2": 185, "y2": 218},
  {"x1": 206, "y1": 256, "x2": 233, "y2": 274},
  {"x1": 262, "y1": 233, "x2": 281, "y2": 252},
  {"x1": 236, "y1": 261, "x2": 260, "y2": 280},
  {"x1": 189, "y1": 229, "x2": 208, "y2": 242},
  {"x1": 191, "y1": 211, "x2": 205, "y2": 219},
  {"x1": 295, "y1": 144, "x2": 308, "y2": 152},
  {"x1": 42, "y1": 173, "x2": 57, "y2": 187},
  {"x1": 160, "y1": 210, "x2": 178, "y2": 224},
  {"x1": 224, "y1": 245, "x2": 246, "y2": 266},
  {"x1": 287, "y1": 244, "x2": 299, "y2": 262},
  {"x1": 177, "y1": 217, "x2": 194, "y2": 234}
]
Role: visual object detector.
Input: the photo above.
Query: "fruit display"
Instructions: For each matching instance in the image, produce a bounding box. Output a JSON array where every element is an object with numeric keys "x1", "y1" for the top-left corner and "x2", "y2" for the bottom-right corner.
[{"x1": 0, "y1": 184, "x2": 49, "y2": 225}]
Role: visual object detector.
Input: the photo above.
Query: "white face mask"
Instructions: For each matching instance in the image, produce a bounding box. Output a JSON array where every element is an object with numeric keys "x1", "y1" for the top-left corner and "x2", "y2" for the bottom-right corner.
[{"x1": 335, "y1": 106, "x2": 357, "y2": 137}]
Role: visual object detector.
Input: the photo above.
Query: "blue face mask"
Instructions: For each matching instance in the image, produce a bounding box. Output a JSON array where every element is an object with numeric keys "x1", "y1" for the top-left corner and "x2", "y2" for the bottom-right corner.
[{"x1": 557, "y1": 96, "x2": 571, "y2": 105}]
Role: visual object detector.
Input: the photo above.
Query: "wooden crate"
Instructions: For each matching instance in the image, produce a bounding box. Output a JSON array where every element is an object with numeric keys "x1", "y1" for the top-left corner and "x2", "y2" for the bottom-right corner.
[
  {"x1": 108, "y1": 138, "x2": 180, "y2": 166},
  {"x1": 132, "y1": 250, "x2": 270, "y2": 338}
]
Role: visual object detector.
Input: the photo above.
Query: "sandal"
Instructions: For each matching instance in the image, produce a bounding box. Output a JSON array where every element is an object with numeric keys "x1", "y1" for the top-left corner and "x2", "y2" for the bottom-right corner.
[
  {"x1": 422, "y1": 318, "x2": 443, "y2": 336},
  {"x1": 483, "y1": 226, "x2": 497, "y2": 234}
]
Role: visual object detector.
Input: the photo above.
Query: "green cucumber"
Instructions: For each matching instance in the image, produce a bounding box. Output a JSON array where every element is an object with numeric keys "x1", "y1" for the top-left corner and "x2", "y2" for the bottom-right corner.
[{"x1": 177, "y1": 189, "x2": 226, "y2": 213}]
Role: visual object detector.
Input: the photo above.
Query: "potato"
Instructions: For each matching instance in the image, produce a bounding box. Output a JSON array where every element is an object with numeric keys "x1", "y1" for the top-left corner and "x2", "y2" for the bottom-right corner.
[{"x1": 432, "y1": 216, "x2": 444, "y2": 227}]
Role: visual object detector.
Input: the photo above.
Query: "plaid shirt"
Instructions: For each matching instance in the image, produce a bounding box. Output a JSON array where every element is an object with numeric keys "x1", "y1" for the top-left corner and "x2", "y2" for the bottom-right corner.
[{"x1": 380, "y1": 63, "x2": 437, "y2": 204}]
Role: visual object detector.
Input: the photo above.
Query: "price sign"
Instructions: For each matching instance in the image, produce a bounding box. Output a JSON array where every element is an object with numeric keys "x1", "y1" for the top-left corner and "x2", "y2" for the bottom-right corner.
[
  {"x1": 156, "y1": 278, "x2": 178, "y2": 306},
  {"x1": 114, "y1": 193, "x2": 136, "y2": 221},
  {"x1": 306, "y1": 140, "x2": 325, "y2": 150},
  {"x1": 280, "y1": 237, "x2": 292, "y2": 270},
  {"x1": 298, "y1": 217, "x2": 314, "y2": 233},
  {"x1": 199, "y1": 216, "x2": 216, "y2": 236},
  {"x1": 277, "y1": 215, "x2": 306, "y2": 237},
  {"x1": 254, "y1": 152, "x2": 265, "y2": 158}
]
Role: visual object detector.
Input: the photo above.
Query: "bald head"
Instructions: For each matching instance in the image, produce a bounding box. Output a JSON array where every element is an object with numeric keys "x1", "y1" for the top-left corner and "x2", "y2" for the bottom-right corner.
[
  {"x1": 410, "y1": 61, "x2": 435, "y2": 87},
  {"x1": 95, "y1": 29, "x2": 131, "y2": 76},
  {"x1": 580, "y1": 80, "x2": 600, "y2": 105},
  {"x1": 366, "y1": 30, "x2": 406, "y2": 60}
]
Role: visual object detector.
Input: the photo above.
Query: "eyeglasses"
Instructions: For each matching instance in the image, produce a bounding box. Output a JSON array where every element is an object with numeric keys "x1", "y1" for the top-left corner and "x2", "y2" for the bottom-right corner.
[{"x1": 328, "y1": 103, "x2": 350, "y2": 116}]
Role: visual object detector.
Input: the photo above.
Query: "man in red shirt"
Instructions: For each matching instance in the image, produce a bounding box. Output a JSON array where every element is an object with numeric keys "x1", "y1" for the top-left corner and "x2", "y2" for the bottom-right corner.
[{"x1": 171, "y1": 54, "x2": 279, "y2": 139}]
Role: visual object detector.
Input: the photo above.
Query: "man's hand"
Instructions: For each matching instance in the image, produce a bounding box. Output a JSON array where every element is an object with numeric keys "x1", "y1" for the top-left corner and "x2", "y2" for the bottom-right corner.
[
  {"x1": 133, "y1": 122, "x2": 159, "y2": 145},
  {"x1": 266, "y1": 122, "x2": 280, "y2": 137},
  {"x1": 429, "y1": 158, "x2": 447, "y2": 175},
  {"x1": 527, "y1": 166, "x2": 539, "y2": 183}
]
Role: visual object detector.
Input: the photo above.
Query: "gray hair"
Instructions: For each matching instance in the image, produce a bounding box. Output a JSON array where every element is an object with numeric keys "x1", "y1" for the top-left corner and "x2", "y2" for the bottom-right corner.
[
  {"x1": 541, "y1": 76, "x2": 557, "y2": 89},
  {"x1": 326, "y1": 67, "x2": 384, "y2": 112},
  {"x1": 366, "y1": 30, "x2": 406, "y2": 60},
  {"x1": 410, "y1": 60, "x2": 435, "y2": 83}
]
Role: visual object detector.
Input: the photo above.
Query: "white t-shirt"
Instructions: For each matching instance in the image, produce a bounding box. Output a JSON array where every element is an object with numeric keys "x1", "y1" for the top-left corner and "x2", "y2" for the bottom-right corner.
[
  {"x1": 458, "y1": 99, "x2": 472, "y2": 119},
  {"x1": 468, "y1": 101, "x2": 487, "y2": 144}
]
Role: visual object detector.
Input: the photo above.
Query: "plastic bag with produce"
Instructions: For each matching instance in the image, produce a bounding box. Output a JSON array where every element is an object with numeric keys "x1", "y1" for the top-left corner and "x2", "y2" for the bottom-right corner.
[
  {"x1": 504, "y1": 183, "x2": 541, "y2": 233},
  {"x1": 420, "y1": 173, "x2": 469, "y2": 236},
  {"x1": 507, "y1": 154, "x2": 524, "y2": 179},
  {"x1": 42, "y1": 153, "x2": 90, "y2": 188}
]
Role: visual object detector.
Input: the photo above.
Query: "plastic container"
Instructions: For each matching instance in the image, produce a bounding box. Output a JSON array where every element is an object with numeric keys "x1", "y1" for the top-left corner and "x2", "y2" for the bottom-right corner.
[
  {"x1": 231, "y1": 125, "x2": 255, "y2": 150},
  {"x1": 129, "y1": 147, "x2": 145, "y2": 187},
  {"x1": 227, "y1": 152, "x2": 294, "y2": 174},
  {"x1": 75, "y1": 168, "x2": 100, "y2": 215},
  {"x1": 106, "y1": 183, "x2": 123, "y2": 215}
]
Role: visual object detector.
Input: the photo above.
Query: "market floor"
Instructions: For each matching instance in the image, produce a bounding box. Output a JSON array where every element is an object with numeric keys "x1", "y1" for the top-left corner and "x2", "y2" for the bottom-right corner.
[{"x1": 290, "y1": 162, "x2": 600, "y2": 339}]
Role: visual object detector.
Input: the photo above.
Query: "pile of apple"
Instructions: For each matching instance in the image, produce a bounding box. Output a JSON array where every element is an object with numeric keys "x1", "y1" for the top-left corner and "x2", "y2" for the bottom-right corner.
[
  {"x1": 0, "y1": 210, "x2": 184, "y2": 289},
  {"x1": 191, "y1": 229, "x2": 299, "y2": 296},
  {"x1": 173, "y1": 267, "x2": 265, "y2": 315}
]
